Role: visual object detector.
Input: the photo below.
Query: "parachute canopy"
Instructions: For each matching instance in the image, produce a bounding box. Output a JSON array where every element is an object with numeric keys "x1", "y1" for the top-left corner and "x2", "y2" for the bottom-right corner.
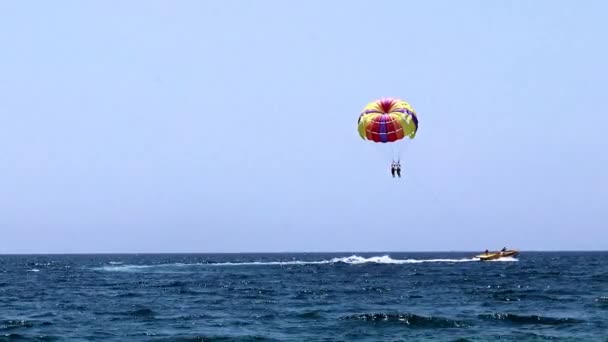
[{"x1": 357, "y1": 97, "x2": 419, "y2": 143}]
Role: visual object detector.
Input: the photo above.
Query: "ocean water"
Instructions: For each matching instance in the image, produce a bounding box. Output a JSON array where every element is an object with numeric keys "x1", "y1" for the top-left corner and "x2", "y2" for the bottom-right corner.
[{"x1": 0, "y1": 252, "x2": 607, "y2": 341}]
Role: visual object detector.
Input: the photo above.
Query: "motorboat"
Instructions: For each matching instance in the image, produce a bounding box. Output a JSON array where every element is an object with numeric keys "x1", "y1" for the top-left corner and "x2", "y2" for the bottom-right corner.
[{"x1": 475, "y1": 249, "x2": 519, "y2": 261}]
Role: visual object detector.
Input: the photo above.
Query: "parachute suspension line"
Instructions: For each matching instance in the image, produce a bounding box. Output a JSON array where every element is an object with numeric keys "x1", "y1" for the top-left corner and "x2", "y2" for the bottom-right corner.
[
  {"x1": 390, "y1": 140, "x2": 405, "y2": 164},
  {"x1": 396, "y1": 140, "x2": 402, "y2": 163}
]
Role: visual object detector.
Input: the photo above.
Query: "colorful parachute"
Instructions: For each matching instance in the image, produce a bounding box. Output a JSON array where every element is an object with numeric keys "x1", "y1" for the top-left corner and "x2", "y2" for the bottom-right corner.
[{"x1": 357, "y1": 97, "x2": 419, "y2": 143}]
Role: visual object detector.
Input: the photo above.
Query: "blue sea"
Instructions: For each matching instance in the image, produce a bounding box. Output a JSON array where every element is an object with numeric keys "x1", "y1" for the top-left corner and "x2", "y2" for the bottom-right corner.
[{"x1": 0, "y1": 252, "x2": 607, "y2": 341}]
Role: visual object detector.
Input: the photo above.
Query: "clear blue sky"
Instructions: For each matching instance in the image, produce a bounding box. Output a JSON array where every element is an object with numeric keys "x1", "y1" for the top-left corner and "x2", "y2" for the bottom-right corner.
[{"x1": 1, "y1": 1, "x2": 606, "y2": 253}]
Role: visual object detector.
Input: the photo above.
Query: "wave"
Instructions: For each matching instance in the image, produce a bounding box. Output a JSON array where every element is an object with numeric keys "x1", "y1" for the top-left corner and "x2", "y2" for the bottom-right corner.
[
  {"x1": 595, "y1": 296, "x2": 608, "y2": 308},
  {"x1": 479, "y1": 313, "x2": 584, "y2": 325},
  {"x1": 340, "y1": 312, "x2": 468, "y2": 328},
  {"x1": 1, "y1": 319, "x2": 53, "y2": 332},
  {"x1": 126, "y1": 308, "x2": 156, "y2": 319},
  {"x1": 151, "y1": 335, "x2": 277, "y2": 342}
]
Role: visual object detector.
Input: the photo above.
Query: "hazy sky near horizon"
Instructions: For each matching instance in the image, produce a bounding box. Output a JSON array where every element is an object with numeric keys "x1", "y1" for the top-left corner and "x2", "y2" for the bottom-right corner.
[{"x1": 1, "y1": 1, "x2": 607, "y2": 253}]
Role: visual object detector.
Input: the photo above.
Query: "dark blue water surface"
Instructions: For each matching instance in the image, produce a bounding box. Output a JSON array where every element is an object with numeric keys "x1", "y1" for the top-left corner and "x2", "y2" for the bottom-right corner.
[{"x1": 0, "y1": 252, "x2": 607, "y2": 341}]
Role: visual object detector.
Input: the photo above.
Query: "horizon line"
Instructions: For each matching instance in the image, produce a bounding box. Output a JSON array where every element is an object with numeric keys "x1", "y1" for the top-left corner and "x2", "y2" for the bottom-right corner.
[{"x1": 0, "y1": 249, "x2": 606, "y2": 256}]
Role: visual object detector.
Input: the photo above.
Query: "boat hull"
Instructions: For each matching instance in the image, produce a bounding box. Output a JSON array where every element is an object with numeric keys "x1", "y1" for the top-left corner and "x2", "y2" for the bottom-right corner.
[{"x1": 475, "y1": 250, "x2": 519, "y2": 261}]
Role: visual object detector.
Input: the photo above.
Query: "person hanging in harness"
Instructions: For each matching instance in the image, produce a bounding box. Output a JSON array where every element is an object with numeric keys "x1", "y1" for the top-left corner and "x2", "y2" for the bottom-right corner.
[{"x1": 390, "y1": 161, "x2": 402, "y2": 178}]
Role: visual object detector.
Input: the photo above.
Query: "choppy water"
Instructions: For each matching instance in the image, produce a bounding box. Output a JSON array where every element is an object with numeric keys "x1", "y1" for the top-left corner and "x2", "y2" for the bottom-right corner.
[{"x1": 0, "y1": 252, "x2": 607, "y2": 341}]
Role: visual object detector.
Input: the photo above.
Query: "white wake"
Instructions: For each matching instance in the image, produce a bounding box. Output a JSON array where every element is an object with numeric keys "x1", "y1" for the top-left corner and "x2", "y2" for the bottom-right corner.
[{"x1": 94, "y1": 254, "x2": 517, "y2": 272}]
